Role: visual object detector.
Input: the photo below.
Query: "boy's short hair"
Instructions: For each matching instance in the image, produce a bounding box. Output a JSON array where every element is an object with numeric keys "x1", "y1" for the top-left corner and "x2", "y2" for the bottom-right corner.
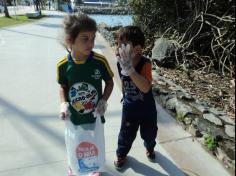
[
  {"x1": 118, "y1": 26, "x2": 145, "y2": 47},
  {"x1": 63, "y1": 13, "x2": 97, "y2": 44}
]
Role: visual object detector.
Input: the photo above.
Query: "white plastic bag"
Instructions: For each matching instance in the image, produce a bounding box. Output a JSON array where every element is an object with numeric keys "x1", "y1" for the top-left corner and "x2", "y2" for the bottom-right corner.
[{"x1": 65, "y1": 117, "x2": 105, "y2": 175}]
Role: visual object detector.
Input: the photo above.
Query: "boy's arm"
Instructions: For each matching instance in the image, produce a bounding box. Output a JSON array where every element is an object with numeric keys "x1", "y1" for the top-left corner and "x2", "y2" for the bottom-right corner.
[
  {"x1": 59, "y1": 84, "x2": 70, "y2": 120},
  {"x1": 59, "y1": 84, "x2": 68, "y2": 103},
  {"x1": 130, "y1": 70, "x2": 152, "y2": 93},
  {"x1": 130, "y1": 62, "x2": 152, "y2": 93},
  {"x1": 101, "y1": 79, "x2": 114, "y2": 101}
]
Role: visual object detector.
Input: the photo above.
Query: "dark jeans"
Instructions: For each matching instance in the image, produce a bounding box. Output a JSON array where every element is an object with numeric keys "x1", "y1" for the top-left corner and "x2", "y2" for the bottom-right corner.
[{"x1": 116, "y1": 106, "x2": 158, "y2": 158}]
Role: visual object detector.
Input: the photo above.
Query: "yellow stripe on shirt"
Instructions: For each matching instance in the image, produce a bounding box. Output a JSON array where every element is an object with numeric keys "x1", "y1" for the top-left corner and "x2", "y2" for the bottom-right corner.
[
  {"x1": 56, "y1": 56, "x2": 67, "y2": 82},
  {"x1": 57, "y1": 56, "x2": 67, "y2": 67},
  {"x1": 93, "y1": 53, "x2": 114, "y2": 78}
]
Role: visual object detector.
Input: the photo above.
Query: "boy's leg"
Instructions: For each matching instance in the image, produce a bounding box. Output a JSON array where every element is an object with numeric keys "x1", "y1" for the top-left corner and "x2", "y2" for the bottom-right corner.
[
  {"x1": 140, "y1": 113, "x2": 158, "y2": 160},
  {"x1": 115, "y1": 109, "x2": 139, "y2": 168},
  {"x1": 116, "y1": 117, "x2": 139, "y2": 157}
]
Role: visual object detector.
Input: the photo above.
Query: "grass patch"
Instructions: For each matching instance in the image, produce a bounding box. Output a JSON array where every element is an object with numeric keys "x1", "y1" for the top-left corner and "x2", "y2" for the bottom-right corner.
[
  {"x1": 0, "y1": 15, "x2": 36, "y2": 28},
  {"x1": 203, "y1": 131, "x2": 217, "y2": 151},
  {"x1": 176, "y1": 112, "x2": 185, "y2": 122}
]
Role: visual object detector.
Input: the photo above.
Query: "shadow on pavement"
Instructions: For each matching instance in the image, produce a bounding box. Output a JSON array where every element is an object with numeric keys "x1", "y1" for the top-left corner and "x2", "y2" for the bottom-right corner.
[
  {"x1": 114, "y1": 151, "x2": 185, "y2": 176},
  {"x1": 46, "y1": 14, "x2": 64, "y2": 19},
  {"x1": 119, "y1": 156, "x2": 168, "y2": 176},
  {"x1": 1, "y1": 28, "x2": 58, "y2": 40},
  {"x1": 37, "y1": 22, "x2": 63, "y2": 28},
  {"x1": 156, "y1": 152, "x2": 185, "y2": 176},
  {"x1": 0, "y1": 96, "x2": 64, "y2": 146}
]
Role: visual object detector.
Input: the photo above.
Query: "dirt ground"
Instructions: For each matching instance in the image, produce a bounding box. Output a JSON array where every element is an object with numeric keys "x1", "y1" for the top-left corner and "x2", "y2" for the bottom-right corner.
[{"x1": 155, "y1": 67, "x2": 235, "y2": 119}]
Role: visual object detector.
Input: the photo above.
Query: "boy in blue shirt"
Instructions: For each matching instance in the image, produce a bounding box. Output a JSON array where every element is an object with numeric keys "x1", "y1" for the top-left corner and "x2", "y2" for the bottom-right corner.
[{"x1": 114, "y1": 26, "x2": 158, "y2": 170}]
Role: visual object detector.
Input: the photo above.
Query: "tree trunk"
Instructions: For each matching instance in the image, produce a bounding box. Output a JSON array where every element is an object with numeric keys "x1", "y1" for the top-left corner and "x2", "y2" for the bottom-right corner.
[{"x1": 3, "y1": 0, "x2": 10, "y2": 18}]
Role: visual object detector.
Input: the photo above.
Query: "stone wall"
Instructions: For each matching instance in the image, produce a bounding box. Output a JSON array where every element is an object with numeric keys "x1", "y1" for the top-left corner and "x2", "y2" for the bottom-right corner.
[{"x1": 152, "y1": 68, "x2": 235, "y2": 173}]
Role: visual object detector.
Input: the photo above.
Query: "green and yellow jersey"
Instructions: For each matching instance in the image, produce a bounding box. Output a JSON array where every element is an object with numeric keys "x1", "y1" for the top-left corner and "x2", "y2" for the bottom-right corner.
[{"x1": 57, "y1": 51, "x2": 114, "y2": 125}]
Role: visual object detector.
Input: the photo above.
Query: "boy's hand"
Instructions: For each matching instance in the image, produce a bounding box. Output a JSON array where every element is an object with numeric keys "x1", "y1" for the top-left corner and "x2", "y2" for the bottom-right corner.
[
  {"x1": 117, "y1": 44, "x2": 135, "y2": 76},
  {"x1": 93, "y1": 99, "x2": 108, "y2": 118},
  {"x1": 59, "y1": 102, "x2": 71, "y2": 120}
]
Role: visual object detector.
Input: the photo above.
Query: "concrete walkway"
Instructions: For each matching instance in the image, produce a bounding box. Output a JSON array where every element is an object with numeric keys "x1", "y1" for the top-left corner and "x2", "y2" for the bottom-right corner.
[{"x1": 0, "y1": 10, "x2": 232, "y2": 176}]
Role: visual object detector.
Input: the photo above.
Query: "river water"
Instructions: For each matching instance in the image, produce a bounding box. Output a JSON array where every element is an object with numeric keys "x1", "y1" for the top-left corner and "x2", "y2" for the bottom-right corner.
[{"x1": 89, "y1": 14, "x2": 133, "y2": 27}]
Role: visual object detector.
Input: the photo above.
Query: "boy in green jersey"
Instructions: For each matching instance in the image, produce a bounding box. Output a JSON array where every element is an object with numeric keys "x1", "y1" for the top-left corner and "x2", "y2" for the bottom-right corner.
[{"x1": 57, "y1": 13, "x2": 114, "y2": 176}]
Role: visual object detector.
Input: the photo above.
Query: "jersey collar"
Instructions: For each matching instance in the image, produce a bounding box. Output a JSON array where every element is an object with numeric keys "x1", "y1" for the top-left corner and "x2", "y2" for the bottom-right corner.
[{"x1": 68, "y1": 52, "x2": 94, "y2": 64}]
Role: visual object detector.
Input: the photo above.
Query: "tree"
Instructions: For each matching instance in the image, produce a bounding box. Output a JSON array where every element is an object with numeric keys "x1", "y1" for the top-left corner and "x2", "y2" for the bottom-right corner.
[
  {"x1": 2, "y1": 0, "x2": 10, "y2": 18},
  {"x1": 34, "y1": 0, "x2": 42, "y2": 15},
  {"x1": 117, "y1": 0, "x2": 127, "y2": 6},
  {"x1": 128, "y1": 0, "x2": 235, "y2": 76}
]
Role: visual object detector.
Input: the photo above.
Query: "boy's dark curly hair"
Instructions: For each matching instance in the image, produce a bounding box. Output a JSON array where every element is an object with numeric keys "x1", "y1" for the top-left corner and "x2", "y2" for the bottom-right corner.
[{"x1": 118, "y1": 26, "x2": 145, "y2": 47}]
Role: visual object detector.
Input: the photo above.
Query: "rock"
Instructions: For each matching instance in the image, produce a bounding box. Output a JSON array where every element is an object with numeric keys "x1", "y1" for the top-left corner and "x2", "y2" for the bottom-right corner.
[
  {"x1": 159, "y1": 88, "x2": 169, "y2": 95},
  {"x1": 194, "y1": 118, "x2": 227, "y2": 139},
  {"x1": 152, "y1": 71, "x2": 159, "y2": 79},
  {"x1": 203, "y1": 113, "x2": 223, "y2": 126},
  {"x1": 190, "y1": 103, "x2": 209, "y2": 113},
  {"x1": 209, "y1": 107, "x2": 227, "y2": 116},
  {"x1": 196, "y1": 99, "x2": 209, "y2": 107},
  {"x1": 230, "y1": 79, "x2": 235, "y2": 87},
  {"x1": 176, "y1": 102, "x2": 193, "y2": 117},
  {"x1": 156, "y1": 80, "x2": 167, "y2": 86},
  {"x1": 178, "y1": 91, "x2": 194, "y2": 101},
  {"x1": 184, "y1": 117, "x2": 192, "y2": 125},
  {"x1": 158, "y1": 95, "x2": 170, "y2": 107},
  {"x1": 151, "y1": 38, "x2": 176, "y2": 68},
  {"x1": 188, "y1": 125, "x2": 202, "y2": 137},
  {"x1": 166, "y1": 97, "x2": 178, "y2": 110},
  {"x1": 219, "y1": 115, "x2": 235, "y2": 125},
  {"x1": 225, "y1": 125, "x2": 235, "y2": 138},
  {"x1": 216, "y1": 147, "x2": 226, "y2": 161}
]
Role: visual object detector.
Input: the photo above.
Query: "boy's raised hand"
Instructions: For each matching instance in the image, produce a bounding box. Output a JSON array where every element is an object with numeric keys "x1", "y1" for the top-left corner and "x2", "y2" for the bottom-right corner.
[{"x1": 117, "y1": 44, "x2": 135, "y2": 76}]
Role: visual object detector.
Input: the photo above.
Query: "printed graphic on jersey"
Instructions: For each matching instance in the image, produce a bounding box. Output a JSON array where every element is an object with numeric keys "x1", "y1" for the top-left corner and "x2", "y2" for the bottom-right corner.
[
  {"x1": 76, "y1": 142, "x2": 99, "y2": 173},
  {"x1": 91, "y1": 69, "x2": 102, "y2": 80},
  {"x1": 69, "y1": 82, "x2": 98, "y2": 114},
  {"x1": 123, "y1": 80, "x2": 144, "y2": 101}
]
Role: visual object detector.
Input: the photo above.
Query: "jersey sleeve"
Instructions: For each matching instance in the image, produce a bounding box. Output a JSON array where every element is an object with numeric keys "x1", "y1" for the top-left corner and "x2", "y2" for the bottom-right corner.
[
  {"x1": 93, "y1": 52, "x2": 114, "y2": 81},
  {"x1": 56, "y1": 58, "x2": 68, "y2": 85},
  {"x1": 140, "y1": 62, "x2": 153, "y2": 83},
  {"x1": 101, "y1": 57, "x2": 114, "y2": 81}
]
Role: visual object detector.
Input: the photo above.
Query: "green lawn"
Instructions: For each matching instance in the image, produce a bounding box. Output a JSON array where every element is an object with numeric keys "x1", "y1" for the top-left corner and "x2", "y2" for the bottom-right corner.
[{"x1": 0, "y1": 15, "x2": 36, "y2": 28}]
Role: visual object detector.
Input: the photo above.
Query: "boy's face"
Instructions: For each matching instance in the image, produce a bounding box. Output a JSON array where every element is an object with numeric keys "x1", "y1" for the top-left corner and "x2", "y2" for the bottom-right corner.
[
  {"x1": 116, "y1": 38, "x2": 140, "y2": 59},
  {"x1": 70, "y1": 30, "x2": 96, "y2": 56}
]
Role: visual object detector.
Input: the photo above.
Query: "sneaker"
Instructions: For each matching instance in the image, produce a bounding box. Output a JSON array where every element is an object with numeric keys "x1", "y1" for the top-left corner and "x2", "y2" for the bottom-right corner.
[
  {"x1": 146, "y1": 149, "x2": 156, "y2": 162},
  {"x1": 89, "y1": 172, "x2": 101, "y2": 176},
  {"x1": 114, "y1": 157, "x2": 126, "y2": 170}
]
